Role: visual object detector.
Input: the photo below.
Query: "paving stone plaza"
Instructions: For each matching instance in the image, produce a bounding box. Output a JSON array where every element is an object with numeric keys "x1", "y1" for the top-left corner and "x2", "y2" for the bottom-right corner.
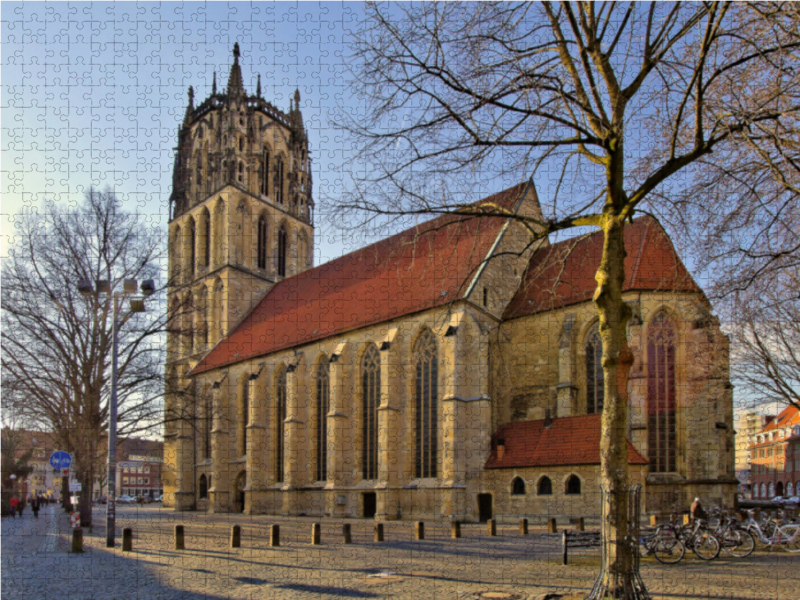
[{"x1": 2, "y1": 504, "x2": 799, "y2": 599}]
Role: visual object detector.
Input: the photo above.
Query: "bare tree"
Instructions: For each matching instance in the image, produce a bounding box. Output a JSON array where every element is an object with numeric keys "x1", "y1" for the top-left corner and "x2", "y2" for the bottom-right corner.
[
  {"x1": 331, "y1": 3, "x2": 800, "y2": 596},
  {"x1": 1, "y1": 188, "x2": 167, "y2": 526}
]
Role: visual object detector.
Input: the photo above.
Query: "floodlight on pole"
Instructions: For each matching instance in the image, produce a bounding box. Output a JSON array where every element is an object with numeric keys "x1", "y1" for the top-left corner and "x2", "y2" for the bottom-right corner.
[{"x1": 78, "y1": 277, "x2": 153, "y2": 548}]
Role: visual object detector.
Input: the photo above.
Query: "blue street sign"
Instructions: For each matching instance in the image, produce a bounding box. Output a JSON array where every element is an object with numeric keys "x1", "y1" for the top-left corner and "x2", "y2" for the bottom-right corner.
[{"x1": 49, "y1": 451, "x2": 72, "y2": 470}]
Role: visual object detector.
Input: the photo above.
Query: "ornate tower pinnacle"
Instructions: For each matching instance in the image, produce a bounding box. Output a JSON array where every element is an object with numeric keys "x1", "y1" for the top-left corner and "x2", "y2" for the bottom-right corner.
[{"x1": 227, "y1": 43, "x2": 244, "y2": 98}]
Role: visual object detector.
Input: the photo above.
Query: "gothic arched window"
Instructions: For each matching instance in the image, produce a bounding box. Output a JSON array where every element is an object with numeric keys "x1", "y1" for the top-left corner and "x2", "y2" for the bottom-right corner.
[
  {"x1": 196, "y1": 286, "x2": 208, "y2": 350},
  {"x1": 586, "y1": 326, "x2": 604, "y2": 414},
  {"x1": 538, "y1": 476, "x2": 552, "y2": 495},
  {"x1": 316, "y1": 358, "x2": 330, "y2": 482},
  {"x1": 414, "y1": 329, "x2": 438, "y2": 479},
  {"x1": 196, "y1": 154, "x2": 203, "y2": 195},
  {"x1": 238, "y1": 161, "x2": 244, "y2": 183},
  {"x1": 275, "y1": 155, "x2": 285, "y2": 203},
  {"x1": 277, "y1": 226, "x2": 287, "y2": 277},
  {"x1": 172, "y1": 226, "x2": 182, "y2": 282},
  {"x1": 198, "y1": 474, "x2": 208, "y2": 499},
  {"x1": 188, "y1": 218, "x2": 196, "y2": 277},
  {"x1": 511, "y1": 477, "x2": 526, "y2": 496},
  {"x1": 257, "y1": 214, "x2": 268, "y2": 270},
  {"x1": 647, "y1": 312, "x2": 677, "y2": 473},
  {"x1": 201, "y1": 208, "x2": 211, "y2": 268},
  {"x1": 362, "y1": 345, "x2": 381, "y2": 480},
  {"x1": 566, "y1": 475, "x2": 581, "y2": 495},
  {"x1": 239, "y1": 137, "x2": 244, "y2": 152},
  {"x1": 275, "y1": 367, "x2": 286, "y2": 483},
  {"x1": 261, "y1": 150, "x2": 270, "y2": 195}
]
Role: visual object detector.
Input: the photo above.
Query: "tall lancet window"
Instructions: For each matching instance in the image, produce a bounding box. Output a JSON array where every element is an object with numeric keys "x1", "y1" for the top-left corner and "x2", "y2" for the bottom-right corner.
[
  {"x1": 201, "y1": 208, "x2": 211, "y2": 268},
  {"x1": 277, "y1": 226, "x2": 287, "y2": 277},
  {"x1": 647, "y1": 313, "x2": 677, "y2": 473},
  {"x1": 261, "y1": 150, "x2": 270, "y2": 195},
  {"x1": 414, "y1": 329, "x2": 438, "y2": 479},
  {"x1": 188, "y1": 218, "x2": 196, "y2": 277},
  {"x1": 275, "y1": 368, "x2": 286, "y2": 483},
  {"x1": 362, "y1": 345, "x2": 381, "y2": 480},
  {"x1": 316, "y1": 358, "x2": 330, "y2": 482},
  {"x1": 586, "y1": 326, "x2": 604, "y2": 414},
  {"x1": 257, "y1": 214, "x2": 268, "y2": 270},
  {"x1": 275, "y1": 156, "x2": 285, "y2": 203}
]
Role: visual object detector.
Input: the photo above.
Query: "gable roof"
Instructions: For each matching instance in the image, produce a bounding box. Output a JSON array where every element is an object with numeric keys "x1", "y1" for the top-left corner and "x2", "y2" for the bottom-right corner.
[
  {"x1": 503, "y1": 216, "x2": 701, "y2": 320},
  {"x1": 191, "y1": 183, "x2": 530, "y2": 375},
  {"x1": 485, "y1": 414, "x2": 648, "y2": 469},
  {"x1": 763, "y1": 405, "x2": 800, "y2": 432}
]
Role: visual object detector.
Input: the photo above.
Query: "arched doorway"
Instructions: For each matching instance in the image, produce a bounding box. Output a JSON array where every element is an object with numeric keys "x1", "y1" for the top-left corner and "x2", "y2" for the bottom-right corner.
[
  {"x1": 776, "y1": 481, "x2": 784, "y2": 497},
  {"x1": 234, "y1": 471, "x2": 246, "y2": 513},
  {"x1": 477, "y1": 494, "x2": 493, "y2": 523}
]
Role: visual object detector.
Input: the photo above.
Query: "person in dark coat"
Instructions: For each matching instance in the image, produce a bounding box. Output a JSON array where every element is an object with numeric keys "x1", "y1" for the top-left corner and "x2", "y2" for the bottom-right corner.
[
  {"x1": 17, "y1": 496, "x2": 25, "y2": 517},
  {"x1": 691, "y1": 497, "x2": 707, "y2": 522},
  {"x1": 31, "y1": 495, "x2": 40, "y2": 518}
]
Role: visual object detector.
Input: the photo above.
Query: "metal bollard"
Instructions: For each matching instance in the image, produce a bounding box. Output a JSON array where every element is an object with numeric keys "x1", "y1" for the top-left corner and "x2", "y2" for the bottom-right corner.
[
  {"x1": 342, "y1": 523, "x2": 352, "y2": 544},
  {"x1": 548, "y1": 518, "x2": 558, "y2": 534},
  {"x1": 270, "y1": 524, "x2": 280, "y2": 547},
  {"x1": 122, "y1": 528, "x2": 133, "y2": 552},
  {"x1": 312, "y1": 523, "x2": 321, "y2": 545},
  {"x1": 575, "y1": 517, "x2": 585, "y2": 532},
  {"x1": 414, "y1": 521, "x2": 425, "y2": 540},
  {"x1": 451, "y1": 520, "x2": 461, "y2": 539},
  {"x1": 374, "y1": 523, "x2": 384, "y2": 542},
  {"x1": 71, "y1": 528, "x2": 84, "y2": 553},
  {"x1": 487, "y1": 519, "x2": 497, "y2": 536},
  {"x1": 175, "y1": 525, "x2": 185, "y2": 550},
  {"x1": 231, "y1": 525, "x2": 241, "y2": 548},
  {"x1": 519, "y1": 518, "x2": 528, "y2": 535}
]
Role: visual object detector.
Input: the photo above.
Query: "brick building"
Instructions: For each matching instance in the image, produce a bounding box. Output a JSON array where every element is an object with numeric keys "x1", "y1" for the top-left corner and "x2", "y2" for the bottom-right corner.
[
  {"x1": 164, "y1": 45, "x2": 735, "y2": 520},
  {"x1": 750, "y1": 406, "x2": 800, "y2": 499},
  {"x1": 116, "y1": 438, "x2": 164, "y2": 499}
]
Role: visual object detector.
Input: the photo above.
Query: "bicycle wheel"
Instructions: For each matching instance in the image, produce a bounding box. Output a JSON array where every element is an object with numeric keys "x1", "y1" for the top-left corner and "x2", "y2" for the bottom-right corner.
[
  {"x1": 722, "y1": 529, "x2": 756, "y2": 558},
  {"x1": 653, "y1": 536, "x2": 685, "y2": 564},
  {"x1": 779, "y1": 526, "x2": 800, "y2": 553},
  {"x1": 692, "y1": 532, "x2": 721, "y2": 560}
]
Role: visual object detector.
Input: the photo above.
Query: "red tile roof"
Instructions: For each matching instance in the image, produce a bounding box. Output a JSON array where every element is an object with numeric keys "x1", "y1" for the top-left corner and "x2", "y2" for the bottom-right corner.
[
  {"x1": 485, "y1": 414, "x2": 648, "y2": 469},
  {"x1": 762, "y1": 405, "x2": 799, "y2": 432},
  {"x1": 503, "y1": 216, "x2": 701, "y2": 320},
  {"x1": 191, "y1": 184, "x2": 530, "y2": 375}
]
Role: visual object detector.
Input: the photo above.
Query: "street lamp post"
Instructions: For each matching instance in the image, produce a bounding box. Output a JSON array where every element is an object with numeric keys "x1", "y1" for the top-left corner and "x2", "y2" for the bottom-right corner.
[{"x1": 79, "y1": 278, "x2": 154, "y2": 548}]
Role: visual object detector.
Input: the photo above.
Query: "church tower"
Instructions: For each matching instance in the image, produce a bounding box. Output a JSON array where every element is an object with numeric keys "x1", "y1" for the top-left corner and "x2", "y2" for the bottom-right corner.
[{"x1": 164, "y1": 44, "x2": 314, "y2": 509}]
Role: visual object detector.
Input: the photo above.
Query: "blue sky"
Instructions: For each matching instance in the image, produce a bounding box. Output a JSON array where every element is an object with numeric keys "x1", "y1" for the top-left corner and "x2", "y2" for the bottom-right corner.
[{"x1": 1, "y1": 1, "x2": 369, "y2": 263}]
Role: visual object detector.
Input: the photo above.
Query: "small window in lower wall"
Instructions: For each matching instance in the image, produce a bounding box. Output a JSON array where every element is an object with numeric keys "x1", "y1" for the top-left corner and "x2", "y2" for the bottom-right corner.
[
  {"x1": 198, "y1": 474, "x2": 208, "y2": 499},
  {"x1": 566, "y1": 475, "x2": 581, "y2": 495},
  {"x1": 511, "y1": 477, "x2": 525, "y2": 496},
  {"x1": 537, "y1": 476, "x2": 552, "y2": 495}
]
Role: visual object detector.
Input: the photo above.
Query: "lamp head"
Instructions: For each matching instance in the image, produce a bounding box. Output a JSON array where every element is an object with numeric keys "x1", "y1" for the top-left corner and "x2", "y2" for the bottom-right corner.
[
  {"x1": 140, "y1": 279, "x2": 155, "y2": 297},
  {"x1": 77, "y1": 280, "x2": 95, "y2": 296}
]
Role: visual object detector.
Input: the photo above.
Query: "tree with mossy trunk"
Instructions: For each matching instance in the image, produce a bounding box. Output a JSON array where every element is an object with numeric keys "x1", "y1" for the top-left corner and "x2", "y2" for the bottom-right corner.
[{"x1": 331, "y1": 2, "x2": 800, "y2": 597}]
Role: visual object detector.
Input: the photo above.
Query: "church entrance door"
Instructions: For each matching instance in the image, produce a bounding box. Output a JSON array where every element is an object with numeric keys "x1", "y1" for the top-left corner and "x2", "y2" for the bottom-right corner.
[
  {"x1": 234, "y1": 471, "x2": 246, "y2": 513},
  {"x1": 477, "y1": 494, "x2": 492, "y2": 523},
  {"x1": 363, "y1": 492, "x2": 376, "y2": 518}
]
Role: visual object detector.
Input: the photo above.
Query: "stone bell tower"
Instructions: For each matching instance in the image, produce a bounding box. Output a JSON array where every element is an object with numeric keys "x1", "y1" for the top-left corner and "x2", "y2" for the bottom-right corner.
[{"x1": 164, "y1": 43, "x2": 314, "y2": 510}]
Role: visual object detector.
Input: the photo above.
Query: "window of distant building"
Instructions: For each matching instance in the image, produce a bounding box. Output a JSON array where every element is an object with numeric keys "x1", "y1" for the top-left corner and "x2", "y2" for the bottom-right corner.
[
  {"x1": 647, "y1": 313, "x2": 676, "y2": 473},
  {"x1": 585, "y1": 325, "x2": 604, "y2": 414}
]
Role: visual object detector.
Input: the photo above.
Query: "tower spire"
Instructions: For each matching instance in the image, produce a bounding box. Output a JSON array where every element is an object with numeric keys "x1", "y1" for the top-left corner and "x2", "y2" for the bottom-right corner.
[
  {"x1": 227, "y1": 43, "x2": 244, "y2": 98},
  {"x1": 257, "y1": 74, "x2": 262, "y2": 98},
  {"x1": 212, "y1": 71, "x2": 217, "y2": 95}
]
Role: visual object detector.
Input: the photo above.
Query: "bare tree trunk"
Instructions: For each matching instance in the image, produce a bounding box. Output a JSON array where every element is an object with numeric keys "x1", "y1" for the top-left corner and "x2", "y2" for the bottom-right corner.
[{"x1": 590, "y1": 216, "x2": 644, "y2": 599}]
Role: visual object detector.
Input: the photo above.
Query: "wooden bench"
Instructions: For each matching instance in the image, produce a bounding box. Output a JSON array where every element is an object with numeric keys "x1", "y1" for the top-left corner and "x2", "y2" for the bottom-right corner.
[{"x1": 562, "y1": 530, "x2": 601, "y2": 565}]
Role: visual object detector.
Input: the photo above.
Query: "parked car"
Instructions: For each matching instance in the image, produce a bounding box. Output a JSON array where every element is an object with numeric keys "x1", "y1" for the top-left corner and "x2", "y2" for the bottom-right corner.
[
  {"x1": 97, "y1": 496, "x2": 107, "y2": 504},
  {"x1": 116, "y1": 495, "x2": 135, "y2": 504},
  {"x1": 772, "y1": 496, "x2": 785, "y2": 505},
  {"x1": 782, "y1": 496, "x2": 799, "y2": 506},
  {"x1": 153, "y1": 495, "x2": 163, "y2": 503}
]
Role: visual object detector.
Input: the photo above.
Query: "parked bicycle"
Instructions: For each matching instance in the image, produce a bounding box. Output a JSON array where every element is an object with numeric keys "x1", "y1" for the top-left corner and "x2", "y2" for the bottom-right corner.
[
  {"x1": 640, "y1": 525, "x2": 685, "y2": 564},
  {"x1": 742, "y1": 509, "x2": 800, "y2": 552}
]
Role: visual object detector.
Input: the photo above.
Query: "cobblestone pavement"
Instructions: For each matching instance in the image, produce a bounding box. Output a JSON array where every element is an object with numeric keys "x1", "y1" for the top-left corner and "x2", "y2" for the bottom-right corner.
[{"x1": 2, "y1": 504, "x2": 799, "y2": 599}]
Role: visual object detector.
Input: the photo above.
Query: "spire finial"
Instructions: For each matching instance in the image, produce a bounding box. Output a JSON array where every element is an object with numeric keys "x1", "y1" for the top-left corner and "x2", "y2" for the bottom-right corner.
[
  {"x1": 294, "y1": 88, "x2": 301, "y2": 107},
  {"x1": 233, "y1": 42, "x2": 240, "y2": 61},
  {"x1": 212, "y1": 72, "x2": 217, "y2": 95},
  {"x1": 188, "y1": 86, "x2": 194, "y2": 109},
  {"x1": 257, "y1": 74, "x2": 262, "y2": 98}
]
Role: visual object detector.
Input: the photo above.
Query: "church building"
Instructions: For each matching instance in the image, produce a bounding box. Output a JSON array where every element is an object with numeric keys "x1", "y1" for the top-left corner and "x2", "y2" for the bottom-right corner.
[{"x1": 163, "y1": 46, "x2": 737, "y2": 521}]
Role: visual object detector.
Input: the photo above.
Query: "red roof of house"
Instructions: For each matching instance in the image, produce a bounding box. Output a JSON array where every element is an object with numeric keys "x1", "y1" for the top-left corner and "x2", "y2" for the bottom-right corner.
[
  {"x1": 191, "y1": 184, "x2": 529, "y2": 375},
  {"x1": 485, "y1": 414, "x2": 648, "y2": 468},
  {"x1": 762, "y1": 405, "x2": 799, "y2": 432},
  {"x1": 503, "y1": 216, "x2": 701, "y2": 320}
]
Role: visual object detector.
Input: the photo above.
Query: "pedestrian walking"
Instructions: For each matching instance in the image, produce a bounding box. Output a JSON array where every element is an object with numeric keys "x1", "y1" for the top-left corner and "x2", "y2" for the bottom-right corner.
[
  {"x1": 9, "y1": 495, "x2": 18, "y2": 518},
  {"x1": 17, "y1": 496, "x2": 25, "y2": 517},
  {"x1": 31, "y1": 495, "x2": 40, "y2": 519}
]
